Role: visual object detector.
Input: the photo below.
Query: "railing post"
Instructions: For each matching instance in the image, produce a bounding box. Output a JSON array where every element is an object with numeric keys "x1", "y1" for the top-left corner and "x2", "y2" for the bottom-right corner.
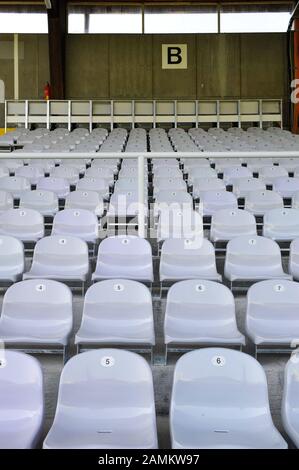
[{"x1": 138, "y1": 154, "x2": 145, "y2": 238}]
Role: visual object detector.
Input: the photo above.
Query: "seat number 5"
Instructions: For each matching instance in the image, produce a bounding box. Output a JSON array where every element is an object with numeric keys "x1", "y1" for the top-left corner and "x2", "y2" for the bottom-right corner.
[{"x1": 101, "y1": 356, "x2": 115, "y2": 367}]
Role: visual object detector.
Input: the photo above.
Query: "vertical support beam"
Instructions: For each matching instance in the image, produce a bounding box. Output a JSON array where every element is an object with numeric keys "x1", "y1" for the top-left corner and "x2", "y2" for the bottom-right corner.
[
  {"x1": 13, "y1": 33, "x2": 19, "y2": 101},
  {"x1": 138, "y1": 155, "x2": 145, "y2": 238},
  {"x1": 47, "y1": 0, "x2": 67, "y2": 99},
  {"x1": 293, "y1": 18, "x2": 299, "y2": 133}
]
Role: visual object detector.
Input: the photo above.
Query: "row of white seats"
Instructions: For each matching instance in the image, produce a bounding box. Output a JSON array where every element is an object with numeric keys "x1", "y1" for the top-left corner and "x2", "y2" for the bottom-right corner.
[
  {"x1": 1, "y1": 234, "x2": 299, "y2": 286},
  {"x1": 2, "y1": 347, "x2": 299, "y2": 448},
  {"x1": 0, "y1": 204, "x2": 299, "y2": 243},
  {"x1": 2, "y1": 278, "x2": 299, "y2": 355}
]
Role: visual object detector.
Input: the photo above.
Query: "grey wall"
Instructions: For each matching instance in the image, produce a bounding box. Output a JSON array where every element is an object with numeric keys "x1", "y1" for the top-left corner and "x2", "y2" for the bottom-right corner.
[
  {"x1": 0, "y1": 32, "x2": 287, "y2": 101},
  {"x1": 66, "y1": 33, "x2": 287, "y2": 101}
]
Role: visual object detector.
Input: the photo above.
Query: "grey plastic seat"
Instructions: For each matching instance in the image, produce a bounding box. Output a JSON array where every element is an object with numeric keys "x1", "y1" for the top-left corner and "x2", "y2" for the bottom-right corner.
[
  {"x1": 225, "y1": 235, "x2": 290, "y2": 285},
  {"x1": 263, "y1": 208, "x2": 299, "y2": 241},
  {"x1": 160, "y1": 238, "x2": 221, "y2": 283},
  {"x1": 0, "y1": 190, "x2": 13, "y2": 213},
  {"x1": 0, "y1": 208, "x2": 44, "y2": 242},
  {"x1": 52, "y1": 209, "x2": 98, "y2": 243},
  {"x1": 0, "y1": 350, "x2": 44, "y2": 449},
  {"x1": 92, "y1": 236, "x2": 153, "y2": 283},
  {"x1": 43, "y1": 349, "x2": 158, "y2": 449},
  {"x1": 23, "y1": 235, "x2": 89, "y2": 284},
  {"x1": 19, "y1": 190, "x2": 58, "y2": 217},
  {"x1": 0, "y1": 235, "x2": 24, "y2": 283},
  {"x1": 75, "y1": 279, "x2": 155, "y2": 350},
  {"x1": 0, "y1": 279, "x2": 72, "y2": 354},
  {"x1": 246, "y1": 280, "x2": 299, "y2": 352},
  {"x1": 289, "y1": 238, "x2": 299, "y2": 281},
  {"x1": 164, "y1": 280, "x2": 245, "y2": 353},
  {"x1": 200, "y1": 190, "x2": 238, "y2": 216},
  {"x1": 245, "y1": 190, "x2": 283, "y2": 216},
  {"x1": 282, "y1": 353, "x2": 299, "y2": 448},
  {"x1": 210, "y1": 209, "x2": 257, "y2": 242},
  {"x1": 37, "y1": 177, "x2": 70, "y2": 199},
  {"x1": 0, "y1": 176, "x2": 31, "y2": 199},
  {"x1": 170, "y1": 348, "x2": 287, "y2": 449},
  {"x1": 65, "y1": 190, "x2": 104, "y2": 217}
]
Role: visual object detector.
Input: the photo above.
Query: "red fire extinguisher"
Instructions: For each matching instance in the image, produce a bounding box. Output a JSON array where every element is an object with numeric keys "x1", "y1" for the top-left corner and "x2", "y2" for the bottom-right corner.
[{"x1": 43, "y1": 82, "x2": 51, "y2": 101}]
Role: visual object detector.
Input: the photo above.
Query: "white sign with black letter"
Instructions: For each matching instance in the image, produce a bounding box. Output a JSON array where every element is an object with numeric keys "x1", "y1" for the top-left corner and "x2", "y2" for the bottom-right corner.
[{"x1": 162, "y1": 44, "x2": 187, "y2": 69}]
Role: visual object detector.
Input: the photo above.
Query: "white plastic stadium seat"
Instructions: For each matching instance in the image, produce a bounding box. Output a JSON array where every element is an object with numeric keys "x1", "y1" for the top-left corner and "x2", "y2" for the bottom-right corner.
[
  {"x1": 0, "y1": 208, "x2": 44, "y2": 242},
  {"x1": 160, "y1": 238, "x2": 221, "y2": 283},
  {"x1": 263, "y1": 208, "x2": 299, "y2": 241},
  {"x1": 225, "y1": 235, "x2": 290, "y2": 284},
  {"x1": 92, "y1": 236, "x2": 153, "y2": 283},
  {"x1": 37, "y1": 177, "x2": 69, "y2": 199},
  {"x1": 0, "y1": 190, "x2": 13, "y2": 213},
  {"x1": 43, "y1": 349, "x2": 158, "y2": 448},
  {"x1": 164, "y1": 280, "x2": 245, "y2": 349},
  {"x1": 246, "y1": 279, "x2": 299, "y2": 353},
  {"x1": 273, "y1": 177, "x2": 299, "y2": 198},
  {"x1": 23, "y1": 235, "x2": 89, "y2": 284},
  {"x1": 0, "y1": 279, "x2": 72, "y2": 351},
  {"x1": 75, "y1": 279, "x2": 155, "y2": 349},
  {"x1": 0, "y1": 350, "x2": 44, "y2": 449},
  {"x1": 65, "y1": 190, "x2": 104, "y2": 217},
  {"x1": 0, "y1": 235, "x2": 24, "y2": 283},
  {"x1": 157, "y1": 209, "x2": 203, "y2": 242},
  {"x1": 170, "y1": 348, "x2": 287, "y2": 449},
  {"x1": 0, "y1": 176, "x2": 30, "y2": 199},
  {"x1": 52, "y1": 209, "x2": 98, "y2": 243},
  {"x1": 76, "y1": 177, "x2": 110, "y2": 199},
  {"x1": 282, "y1": 353, "x2": 299, "y2": 448},
  {"x1": 289, "y1": 238, "x2": 299, "y2": 281},
  {"x1": 210, "y1": 209, "x2": 257, "y2": 242},
  {"x1": 245, "y1": 190, "x2": 283, "y2": 216},
  {"x1": 232, "y1": 178, "x2": 266, "y2": 199},
  {"x1": 19, "y1": 190, "x2": 58, "y2": 217},
  {"x1": 200, "y1": 191, "x2": 238, "y2": 216}
]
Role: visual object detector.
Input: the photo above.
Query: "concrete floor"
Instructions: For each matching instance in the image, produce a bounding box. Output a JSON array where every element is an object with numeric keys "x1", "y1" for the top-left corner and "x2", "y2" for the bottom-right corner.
[{"x1": 3, "y1": 240, "x2": 295, "y2": 449}]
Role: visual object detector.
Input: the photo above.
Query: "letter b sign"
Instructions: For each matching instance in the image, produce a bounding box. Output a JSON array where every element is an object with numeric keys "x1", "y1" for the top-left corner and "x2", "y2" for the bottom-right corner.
[{"x1": 162, "y1": 44, "x2": 187, "y2": 69}]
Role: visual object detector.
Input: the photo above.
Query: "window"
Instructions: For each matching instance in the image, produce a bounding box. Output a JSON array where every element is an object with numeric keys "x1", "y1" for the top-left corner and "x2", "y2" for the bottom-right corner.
[
  {"x1": 68, "y1": 13, "x2": 85, "y2": 34},
  {"x1": 220, "y1": 3, "x2": 292, "y2": 33},
  {"x1": 68, "y1": 6, "x2": 142, "y2": 34},
  {"x1": 0, "y1": 6, "x2": 48, "y2": 34},
  {"x1": 144, "y1": 6, "x2": 218, "y2": 34}
]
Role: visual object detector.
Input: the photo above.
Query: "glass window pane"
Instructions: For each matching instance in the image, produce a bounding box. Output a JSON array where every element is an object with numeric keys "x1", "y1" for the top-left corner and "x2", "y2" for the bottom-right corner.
[
  {"x1": 221, "y1": 12, "x2": 291, "y2": 33},
  {"x1": 0, "y1": 13, "x2": 48, "y2": 33},
  {"x1": 144, "y1": 6, "x2": 218, "y2": 33},
  {"x1": 220, "y1": 3, "x2": 292, "y2": 33},
  {"x1": 68, "y1": 13, "x2": 85, "y2": 34},
  {"x1": 89, "y1": 12, "x2": 142, "y2": 34}
]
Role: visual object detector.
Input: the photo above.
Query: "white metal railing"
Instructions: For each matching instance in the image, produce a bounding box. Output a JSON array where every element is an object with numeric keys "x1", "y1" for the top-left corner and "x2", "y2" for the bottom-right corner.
[
  {"x1": 5, "y1": 98, "x2": 283, "y2": 131},
  {"x1": 0, "y1": 150, "x2": 297, "y2": 237}
]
